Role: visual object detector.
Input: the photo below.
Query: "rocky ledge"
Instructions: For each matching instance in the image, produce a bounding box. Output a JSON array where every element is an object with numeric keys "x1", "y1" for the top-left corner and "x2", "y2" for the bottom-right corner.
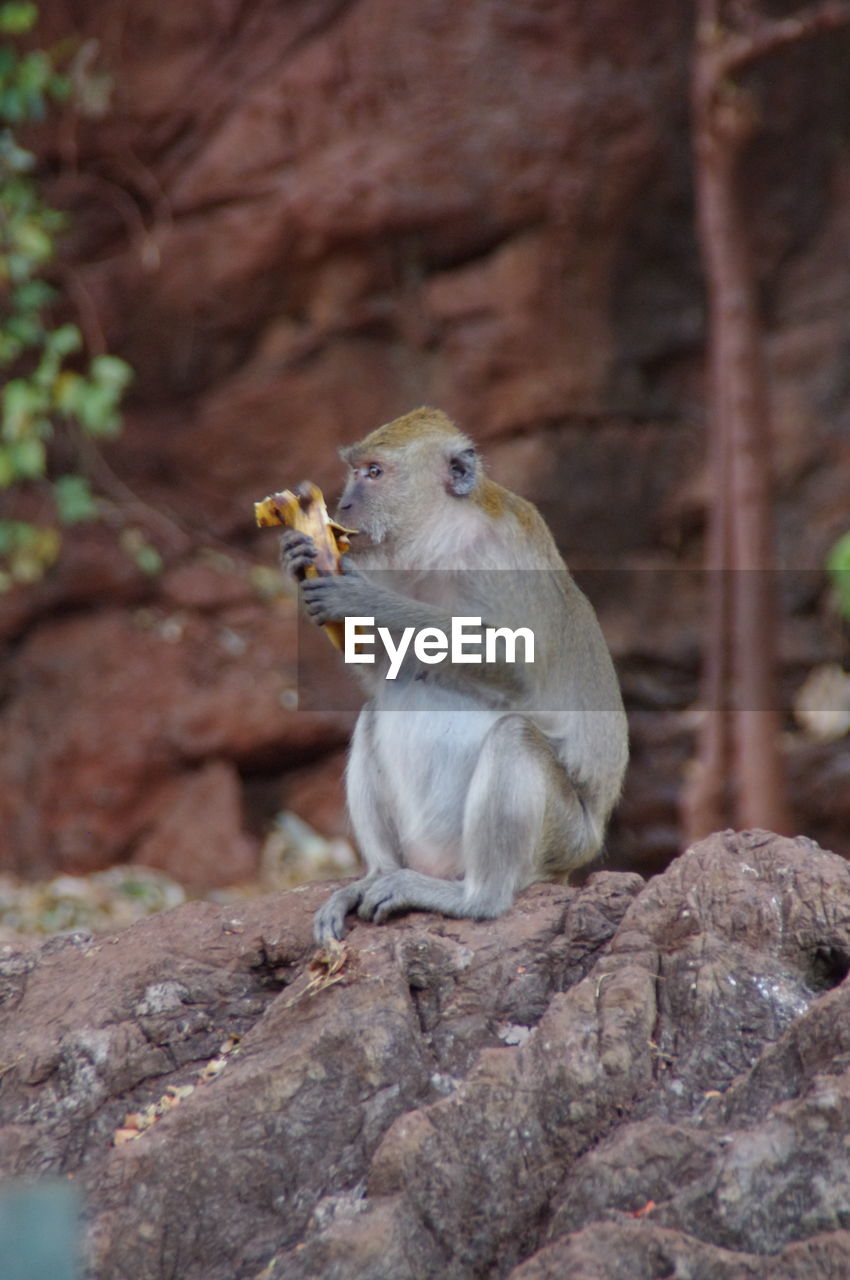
[{"x1": 1, "y1": 830, "x2": 849, "y2": 1279}]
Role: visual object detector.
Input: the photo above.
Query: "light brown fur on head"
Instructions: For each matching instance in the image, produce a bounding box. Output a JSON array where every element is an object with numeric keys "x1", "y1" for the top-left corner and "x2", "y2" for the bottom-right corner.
[
  {"x1": 362, "y1": 409, "x2": 541, "y2": 538},
  {"x1": 341, "y1": 407, "x2": 471, "y2": 466},
  {"x1": 337, "y1": 407, "x2": 562, "y2": 572}
]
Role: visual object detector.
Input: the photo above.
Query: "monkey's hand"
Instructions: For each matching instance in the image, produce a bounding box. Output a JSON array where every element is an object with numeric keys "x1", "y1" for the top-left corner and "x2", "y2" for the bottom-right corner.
[
  {"x1": 279, "y1": 528, "x2": 318, "y2": 580},
  {"x1": 300, "y1": 561, "x2": 374, "y2": 626}
]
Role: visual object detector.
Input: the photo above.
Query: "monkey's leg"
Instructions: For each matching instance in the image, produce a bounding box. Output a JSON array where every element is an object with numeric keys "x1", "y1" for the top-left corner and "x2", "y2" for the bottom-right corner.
[
  {"x1": 460, "y1": 714, "x2": 597, "y2": 913},
  {"x1": 313, "y1": 709, "x2": 401, "y2": 943},
  {"x1": 357, "y1": 714, "x2": 594, "y2": 926}
]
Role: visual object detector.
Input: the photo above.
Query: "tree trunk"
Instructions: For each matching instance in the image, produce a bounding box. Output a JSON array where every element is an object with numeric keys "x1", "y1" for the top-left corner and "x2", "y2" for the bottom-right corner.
[{"x1": 686, "y1": 2, "x2": 795, "y2": 837}]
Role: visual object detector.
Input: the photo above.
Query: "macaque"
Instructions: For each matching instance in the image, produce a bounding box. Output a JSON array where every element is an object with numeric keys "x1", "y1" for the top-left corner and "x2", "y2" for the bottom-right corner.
[{"x1": 279, "y1": 408, "x2": 628, "y2": 942}]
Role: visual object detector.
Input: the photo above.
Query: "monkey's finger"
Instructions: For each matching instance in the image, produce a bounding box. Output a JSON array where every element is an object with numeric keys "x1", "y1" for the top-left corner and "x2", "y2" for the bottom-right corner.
[
  {"x1": 358, "y1": 872, "x2": 411, "y2": 923},
  {"x1": 279, "y1": 527, "x2": 316, "y2": 548},
  {"x1": 301, "y1": 578, "x2": 345, "y2": 623},
  {"x1": 279, "y1": 530, "x2": 317, "y2": 560},
  {"x1": 303, "y1": 607, "x2": 331, "y2": 627},
  {"x1": 283, "y1": 552, "x2": 318, "y2": 577},
  {"x1": 370, "y1": 900, "x2": 398, "y2": 925},
  {"x1": 313, "y1": 909, "x2": 345, "y2": 943},
  {"x1": 301, "y1": 594, "x2": 332, "y2": 626},
  {"x1": 279, "y1": 536, "x2": 317, "y2": 581},
  {"x1": 314, "y1": 883, "x2": 365, "y2": 942}
]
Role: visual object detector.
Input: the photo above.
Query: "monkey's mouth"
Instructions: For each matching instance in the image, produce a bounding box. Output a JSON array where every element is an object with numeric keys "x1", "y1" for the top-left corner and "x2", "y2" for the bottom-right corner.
[{"x1": 338, "y1": 525, "x2": 375, "y2": 549}]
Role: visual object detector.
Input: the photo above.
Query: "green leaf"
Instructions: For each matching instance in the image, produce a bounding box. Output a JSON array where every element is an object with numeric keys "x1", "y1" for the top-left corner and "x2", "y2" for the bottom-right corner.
[
  {"x1": 48, "y1": 71, "x2": 71, "y2": 103},
  {"x1": 13, "y1": 278, "x2": 55, "y2": 311},
  {"x1": 0, "y1": 519, "x2": 20, "y2": 553},
  {"x1": 827, "y1": 532, "x2": 850, "y2": 575},
  {"x1": 45, "y1": 323, "x2": 81, "y2": 358},
  {"x1": 0, "y1": 4, "x2": 39, "y2": 36},
  {"x1": 13, "y1": 219, "x2": 53, "y2": 263},
  {"x1": 0, "y1": 332, "x2": 23, "y2": 365},
  {"x1": 121, "y1": 527, "x2": 163, "y2": 577},
  {"x1": 9, "y1": 434, "x2": 45, "y2": 478},
  {"x1": 90, "y1": 353, "x2": 133, "y2": 392},
  {"x1": 827, "y1": 532, "x2": 850, "y2": 620},
  {"x1": 54, "y1": 473, "x2": 98, "y2": 524},
  {"x1": 72, "y1": 380, "x2": 123, "y2": 437},
  {"x1": 2, "y1": 376, "x2": 43, "y2": 437},
  {"x1": 5, "y1": 252, "x2": 33, "y2": 282},
  {"x1": 74, "y1": 382, "x2": 109, "y2": 431},
  {"x1": 0, "y1": 519, "x2": 60, "y2": 588},
  {"x1": 4, "y1": 313, "x2": 44, "y2": 347},
  {"x1": 53, "y1": 369, "x2": 85, "y2": 415},
  {"x1": 8, "y1": 524, "x2": 61, "y2": 582},
  {"x1": 134, "y1": 544, "x2": 163, "y2": 576},
  {"x1": 0, "y1": 446, "x2": 15, "y2": 487},
  {"x1": 0, "y1": 129, "x2": 35, "y2": 170},
  {"x1": 0, "y1": 11, "x2": 134, "y2": 580}
]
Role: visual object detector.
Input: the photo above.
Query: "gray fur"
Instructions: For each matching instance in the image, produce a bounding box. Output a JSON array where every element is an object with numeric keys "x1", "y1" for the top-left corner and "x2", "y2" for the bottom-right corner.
[{"x1": 283, "y1": 416, "x2": 628, "y2": 942}]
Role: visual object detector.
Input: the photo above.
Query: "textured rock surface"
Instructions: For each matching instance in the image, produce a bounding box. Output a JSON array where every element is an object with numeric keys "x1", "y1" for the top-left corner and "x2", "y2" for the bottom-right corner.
[
  {"x1": 2, "y1": 832, "x2": 850, "y2": 1278},
  {"x1": 0, "y1": 548, "x2": 354, "y2": 880}
]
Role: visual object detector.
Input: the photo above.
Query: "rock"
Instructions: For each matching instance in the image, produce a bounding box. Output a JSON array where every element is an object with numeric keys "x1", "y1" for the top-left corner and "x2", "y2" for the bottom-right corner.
[
  {"x1": 281, "y1": 750, "x2": 350, "y2": 841},
  {"x1": 10, "y1": 0, "x2": 850, "y2": 881},
  {"x1": 0, "y1": 527, "x2": 167, "y2": 645},
  {"x1": 508, "y1": 1221, "x2": 850, "y2": 1280},
  {"x1": 130, "y1": 760, "x2": 258, "y2": 888},
  {"x1": 0, "y1": 602, "x2": 352, "y2": 879},
  {"x1": 2, "y1": 832, "x2": 850, "y2": 1279}
]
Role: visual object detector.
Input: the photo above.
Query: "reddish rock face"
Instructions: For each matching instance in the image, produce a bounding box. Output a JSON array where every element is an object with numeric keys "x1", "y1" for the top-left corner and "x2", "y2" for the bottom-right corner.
[
  {"x1": 2, "y1": 1, "x2": 848, "y2": 885},
  {"x1": 40, "y1": 0, "x2": 695, "y2": 526},
  {"x1": 0, "y1": 573, "x2": 353, "y2": 882}
]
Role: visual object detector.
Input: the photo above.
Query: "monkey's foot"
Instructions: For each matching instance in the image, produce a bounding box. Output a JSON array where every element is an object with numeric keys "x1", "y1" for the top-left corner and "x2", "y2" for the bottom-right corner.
[
  {"x1": 313, "y1": 881, "x2": 367, "y2": 943},
  {"x1": 313, "y1": 885, "x2": 360, "y2": 947},
  {"x1": 358, "y1": 869, "x2": 465, "y2": 925}
]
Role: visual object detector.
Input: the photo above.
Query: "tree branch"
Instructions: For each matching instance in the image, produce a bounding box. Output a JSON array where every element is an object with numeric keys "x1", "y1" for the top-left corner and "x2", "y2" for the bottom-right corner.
[{"x1": 709, "y1": 0, "x2": 850, "y2": 76}]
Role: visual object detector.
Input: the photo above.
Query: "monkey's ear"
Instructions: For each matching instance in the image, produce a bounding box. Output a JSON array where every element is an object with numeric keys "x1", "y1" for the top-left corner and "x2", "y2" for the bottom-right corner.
[{"x1": 446, "y1": 446, "x2": 477, "y2": 497}]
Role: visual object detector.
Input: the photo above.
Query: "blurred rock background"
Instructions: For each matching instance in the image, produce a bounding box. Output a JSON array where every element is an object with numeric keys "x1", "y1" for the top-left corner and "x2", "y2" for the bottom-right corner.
[{"x1": 1, "y1": 0, "x2": 849, "y2": 923}]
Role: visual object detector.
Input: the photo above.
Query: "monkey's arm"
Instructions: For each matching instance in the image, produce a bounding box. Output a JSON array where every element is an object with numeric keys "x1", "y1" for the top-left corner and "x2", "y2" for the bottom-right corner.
[
  {"x1": 283, "y1": 535, "x2": 494, "y2": 643},
  {"x1": 300, "y1": 564, "x2": 530, "y2": 698},
  {"x1": 301, "y1": 563, "x2": 447, "y2": 629}
]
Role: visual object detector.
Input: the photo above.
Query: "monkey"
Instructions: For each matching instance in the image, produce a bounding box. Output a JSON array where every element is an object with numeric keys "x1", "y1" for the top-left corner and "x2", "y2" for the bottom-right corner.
[{"x1": 279, "y1": 407, "x2": 628, "y2": 943}]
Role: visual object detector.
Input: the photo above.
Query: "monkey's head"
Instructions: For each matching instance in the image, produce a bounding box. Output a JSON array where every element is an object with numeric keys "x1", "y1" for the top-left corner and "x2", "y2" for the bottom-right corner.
[{"x1": 337, "y1": 407, "x2": 479, "y2": 547}]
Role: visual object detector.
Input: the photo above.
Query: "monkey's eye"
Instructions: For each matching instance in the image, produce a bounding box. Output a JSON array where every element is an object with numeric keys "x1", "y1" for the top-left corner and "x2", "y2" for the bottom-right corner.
[{"x1": 366, "y1": 464, "x2": 383, "y2": 480}]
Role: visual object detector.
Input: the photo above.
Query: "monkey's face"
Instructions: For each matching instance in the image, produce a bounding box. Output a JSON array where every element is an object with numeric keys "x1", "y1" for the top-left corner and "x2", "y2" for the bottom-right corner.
[
  {"x1": 336, "y1": 454, "x2": 408, "y2": 544},
  {"x1": 336, "y1": 418, "x2": 479, "y2": 551}
]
